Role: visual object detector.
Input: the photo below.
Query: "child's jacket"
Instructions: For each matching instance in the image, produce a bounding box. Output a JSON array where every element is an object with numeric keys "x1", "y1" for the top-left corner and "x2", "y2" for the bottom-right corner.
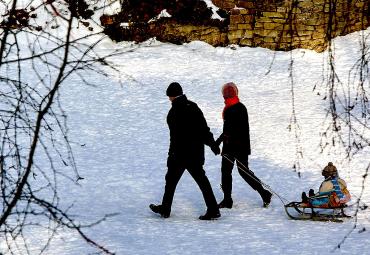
[{"x1": 310, "y1": 177, "x2": 351, "y2": 207}]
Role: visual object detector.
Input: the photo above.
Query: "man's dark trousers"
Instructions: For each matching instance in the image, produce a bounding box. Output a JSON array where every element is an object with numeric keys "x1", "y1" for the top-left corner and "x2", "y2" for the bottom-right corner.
[{"x1": 161, "y1": 162, "x2": 219, "y2": 215}]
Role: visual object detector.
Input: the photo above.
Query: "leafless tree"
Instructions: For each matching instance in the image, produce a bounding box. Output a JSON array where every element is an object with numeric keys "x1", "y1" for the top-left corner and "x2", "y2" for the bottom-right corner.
[
  {"x1": 283, "y1": 0, "x2": 370, "y2": 247},
  {"x1": 322, "y1": 11, "x2": 370, "y2": 251},
  {"x1": 0, "y1": 0, "x2": 122, "y2": 254}
]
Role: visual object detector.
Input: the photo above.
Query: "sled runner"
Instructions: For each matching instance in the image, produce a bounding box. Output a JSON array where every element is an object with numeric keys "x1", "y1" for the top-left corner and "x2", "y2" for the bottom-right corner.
[{"x1": 284, "y1": 201, "x2": 352, "y2": 223}]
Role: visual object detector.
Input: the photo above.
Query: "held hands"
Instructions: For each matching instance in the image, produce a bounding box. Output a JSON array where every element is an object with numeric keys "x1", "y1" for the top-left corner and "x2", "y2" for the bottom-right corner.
[
  {"x1": 210, "y1": 143, "x2": 220, "y2": 155},
  {"x1": 215, "y1": 135, "x2": 223, "y2": 146}
]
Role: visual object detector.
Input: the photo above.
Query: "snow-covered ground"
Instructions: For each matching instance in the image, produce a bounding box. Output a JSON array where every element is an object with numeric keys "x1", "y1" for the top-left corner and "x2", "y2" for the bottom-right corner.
[
  {"x1": 55, "y1": 31, "x2": 370, "y2": 254},
  {"x1": 2, "y1": 25, "x2": 370, "y2": 254}
]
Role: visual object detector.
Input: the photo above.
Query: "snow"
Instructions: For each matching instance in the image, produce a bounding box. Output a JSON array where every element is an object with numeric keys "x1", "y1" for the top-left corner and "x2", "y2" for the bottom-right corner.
[
  {"x1": 203, "y1": 0, "x2": 223, "y2": 20},
  {"x1": 1, "y1": 19, "x2": 370, "y2": 255}
]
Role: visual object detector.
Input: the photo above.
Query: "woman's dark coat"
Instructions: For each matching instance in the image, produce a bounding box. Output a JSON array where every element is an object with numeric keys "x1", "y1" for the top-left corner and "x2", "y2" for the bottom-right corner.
[{"x1": 218, "y1": 102, "x2": 251, "y2": 156}]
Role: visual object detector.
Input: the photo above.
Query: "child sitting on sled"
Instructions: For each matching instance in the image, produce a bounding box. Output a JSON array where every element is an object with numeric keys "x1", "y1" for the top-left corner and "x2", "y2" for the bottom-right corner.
[{"x1": 301, "y1": 162, "x2": 351, "y2": 208}]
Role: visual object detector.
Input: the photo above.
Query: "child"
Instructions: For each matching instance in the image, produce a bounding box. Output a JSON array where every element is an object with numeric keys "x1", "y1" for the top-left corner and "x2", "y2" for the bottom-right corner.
[{"x1": 301, "y1": 162, "x2": 351, "y2": 208}]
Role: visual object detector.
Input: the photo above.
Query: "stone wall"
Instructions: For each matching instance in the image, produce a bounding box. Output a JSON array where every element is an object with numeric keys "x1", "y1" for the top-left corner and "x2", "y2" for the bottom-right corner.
[
  {"x1": 153, "y1": 22, "x2": 229, "y2": 46},
  {"x1": 213, "y1": 0, "x2": 370, "y2": 52},
  {"x1": 102, "y1": 0, "x2": 370, "y2": 52}
]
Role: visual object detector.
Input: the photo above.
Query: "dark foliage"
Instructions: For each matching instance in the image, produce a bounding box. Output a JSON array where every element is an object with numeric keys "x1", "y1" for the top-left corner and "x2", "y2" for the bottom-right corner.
[
  {"x1": 66, "y1": 0, "x2": 94, "y2": 19},
  {"x1": 120, "y1": 0, "x2": 213, "y2": 24}
]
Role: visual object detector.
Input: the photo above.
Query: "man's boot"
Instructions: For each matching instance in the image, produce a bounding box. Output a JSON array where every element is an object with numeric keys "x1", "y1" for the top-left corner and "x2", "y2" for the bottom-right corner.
[
  {"x1": 149, "y1": 204, "x2": 170, "y2": 218},
  {"x1": 199, "y1": 209, "x2": 221, "y2": 220}
]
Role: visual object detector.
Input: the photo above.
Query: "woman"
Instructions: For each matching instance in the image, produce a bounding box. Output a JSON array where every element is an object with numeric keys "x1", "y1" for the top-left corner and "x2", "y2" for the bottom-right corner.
[{"x1": 216, "y1": 82, "x2": 272, "y2": 209}]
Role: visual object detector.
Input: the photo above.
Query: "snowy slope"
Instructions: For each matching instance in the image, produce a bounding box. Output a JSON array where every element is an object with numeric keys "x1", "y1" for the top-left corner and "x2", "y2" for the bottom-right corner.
[{"x1": 2, "y1": 28, "x2": 370, "y2": 254}]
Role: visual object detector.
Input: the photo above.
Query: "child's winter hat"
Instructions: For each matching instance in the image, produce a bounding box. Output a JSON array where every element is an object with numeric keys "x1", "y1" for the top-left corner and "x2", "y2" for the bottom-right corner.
[
  {"x1": 222, "y1": 82, "x2": 238, "y2": 99},
  {"x1": 322, "y1": 162, "x2": 338, "y2": 177}
]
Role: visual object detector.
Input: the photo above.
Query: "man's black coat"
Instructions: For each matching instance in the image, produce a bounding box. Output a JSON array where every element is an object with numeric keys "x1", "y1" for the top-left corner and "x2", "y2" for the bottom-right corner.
[{"x1": 167, "y1": 95, "x2": 216, "y2": 166}]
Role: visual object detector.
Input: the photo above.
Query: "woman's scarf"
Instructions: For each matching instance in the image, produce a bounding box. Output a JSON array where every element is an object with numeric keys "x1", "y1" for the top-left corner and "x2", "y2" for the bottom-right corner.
[{"x1": 222, "y1": 96, "x2": 239, "y2": 119}]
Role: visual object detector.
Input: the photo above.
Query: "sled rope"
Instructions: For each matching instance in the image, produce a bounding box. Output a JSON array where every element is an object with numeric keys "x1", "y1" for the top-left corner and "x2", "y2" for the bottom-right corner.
[
  {"x1": 221, "y1": 153, "x2": 290, "y2": 205},
  {"x1": 350, "y1": 193, "x2": 368, "y2": 209}
]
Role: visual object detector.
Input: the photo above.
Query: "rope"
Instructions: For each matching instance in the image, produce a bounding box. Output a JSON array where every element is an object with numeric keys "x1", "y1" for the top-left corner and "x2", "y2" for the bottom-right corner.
[
  {"x1": 221, "y1": 153, "x2": 290, "y2": 205},
  {"x1": 349, "y1": 193, "x2": 368, "y2": 209}
]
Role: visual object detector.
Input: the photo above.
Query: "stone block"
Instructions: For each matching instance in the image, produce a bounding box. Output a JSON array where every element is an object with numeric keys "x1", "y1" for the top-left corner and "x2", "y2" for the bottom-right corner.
[
  {"x1": 324, "y1": 6, "x2": 331, "y2": 13},
  {"x1": 280, "y1": 36, "x2": 293, "y2": 43},
  {"x1": 237, "y1": 1, "x2": 255, "y2": 9},
  {"x1": 263, "y1": 37, "x2": 276, "y2": 43},
  {"x1": 277, "y1": 7, "x2": 287, "y2": 13},
  {"x1": 239, "y1": 9, "x2": 250, "y2": 15},
  {"x1": 297, "y1": 35, "x2": 313, "y2": 41},
  {"x1": 228, "y1": 30, "x2": 244, "y2": 40},
  {"x1": 200, "y1": 33, "x2": 225, "y2": 45},
  {"x1": 296, "y1": 12, "x2": 315, "y2": 21},
  {"x1": 355, "y1": 2, "x2": 365, "y2": 8},
  {"x1": 352, "y1": 22, "x2": 367, "y2": 30},
  {"x1": 243, "y1": 30, "x2": 254, "y2": 38},
  {"x1": 230, "y1": 15, "x2": 245, "y2": 24},
  {"x1": 313, "y1": 26, "x2": 326, "y2": 34},
  {"x1": 312, "y1": 32, "x2": 325, "y2": 39},
  {"x1": 238, "y1": 23, "x2": 253, "y2": 30},
  {"x1": 299, "y1": 1, "x2": 314, "y2": 8},
  {"x1": 264, "y1": 22, "x2": 284, "y2": 30},
  {"x1": 305, "y1": 19, "x2": 323, "y2": 26},
  {"x1": 297, "y1": 30, "x2": 313, "y2": 36},
  {"x1": 291, "y1": 8, "x2": 302, "y2": 14},
  {"x1": 263, "y1": 12, "x2": 287, "y2": 19},
  {"x1": 257, "y1": 17, "x2": 274, "y2": 23},
  {"x1": 264, "y1": 42, "x2": 278, "y2": 49},
  {"x1": 254, "y1": 22, "x2": 264, "y2": 28},
  {"x1": 211, "y1": 0, "x2": 222, "y2": 8},
  {"x1": 230, "y1": 9, "x2": 241, "y2": 15},
  {"x1": 228, "y1": 38, "x2": 239, "y2": 44},
  {"x1": 212, "y1": 0, "x2": 236, "y2": 9},
  {"x1": 242, "y1": 14, "x2": 255, "y2": 23},
  {"x1": 310, "y1": 37, "x2": 326, "y2": 45},
  {"x1": 225, "y1": 2, "x2": 238, "y2": 9},
  {"x1": 253, "y1": 37, "x2": 264, "y2": 44},
  {"x1": 240, "y1": 38, "x2": 253, "y2": 46},
  {"x1": 231, "y1": 8, "x2": 251, "y2": 15},
  {"x1": 294, "y1": 24, "x2": 316, "y2": 31},
  {"x1": 312, "y1": 0, "x2": 325, "y2": 5},
  {"x1": 254, "y1": 29, "x2": 280, "y2": 37},
  {"x1": 228, "y1": 25, "x2": 239, "y2": 30},
  {"x1": 273, "y1": 18, "x2": 291, "y2": 24}
]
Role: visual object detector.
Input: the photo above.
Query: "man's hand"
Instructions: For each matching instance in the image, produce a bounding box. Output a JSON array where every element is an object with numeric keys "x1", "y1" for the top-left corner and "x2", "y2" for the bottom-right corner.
[{"x1": 211, "y1": 143, "x2": 220, "y2": 155}]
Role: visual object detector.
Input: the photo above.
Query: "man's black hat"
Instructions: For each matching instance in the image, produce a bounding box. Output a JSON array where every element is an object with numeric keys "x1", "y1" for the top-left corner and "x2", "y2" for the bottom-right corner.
[{"x1": 166, "y1": 82, "x2": 183, "y2": 97}]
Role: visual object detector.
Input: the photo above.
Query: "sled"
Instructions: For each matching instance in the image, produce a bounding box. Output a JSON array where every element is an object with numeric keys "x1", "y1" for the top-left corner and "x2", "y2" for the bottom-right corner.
[{"x1": 284, "y1": 201, "x2": 352, "y2": 223}]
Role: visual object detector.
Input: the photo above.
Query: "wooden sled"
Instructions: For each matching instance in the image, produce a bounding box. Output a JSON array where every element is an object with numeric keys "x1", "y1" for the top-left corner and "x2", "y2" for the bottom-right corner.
[{"x1": 284, "y1": 201, "x2": 352, "y2": 223}]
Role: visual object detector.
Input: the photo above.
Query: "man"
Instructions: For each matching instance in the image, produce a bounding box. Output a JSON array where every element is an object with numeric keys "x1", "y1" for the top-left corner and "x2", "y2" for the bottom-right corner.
[
  {"x1": 150, "y1": 82, "x2": 221, "y2": 220},
  {"x1": 216, "y1": 82, "x2": 272, "y2": 209}
]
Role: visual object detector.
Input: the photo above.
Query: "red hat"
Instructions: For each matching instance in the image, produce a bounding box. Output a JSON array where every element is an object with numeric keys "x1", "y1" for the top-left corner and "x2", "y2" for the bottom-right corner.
[{"x1": 222, "y1": 82, "x2": 238, "y2": 99}]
